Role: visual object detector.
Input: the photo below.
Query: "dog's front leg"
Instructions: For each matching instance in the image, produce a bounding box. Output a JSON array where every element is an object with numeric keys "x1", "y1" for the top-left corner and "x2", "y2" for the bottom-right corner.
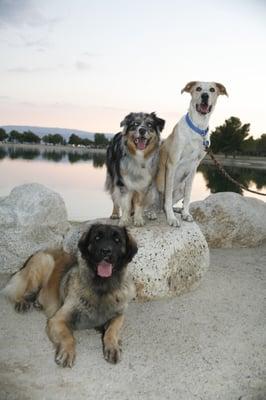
[
  {"x1": 133, "y1": 192, "x2": 145, "y2": 227},
  {"x1": 119, "y1": 192, "x2": 133, "y2": 226},
  {"x1": 103, "y1": 314, "x2": 124, "y2": 364},
  {"x1": 181, "y1": 170, "x2": 196, "y2": 222},
  {"x1": 164, "y1": 161, "x2": 181, "y2": 227},
  {"x1": 46, "y1": 305, "x2": 76, "y2": 368}
]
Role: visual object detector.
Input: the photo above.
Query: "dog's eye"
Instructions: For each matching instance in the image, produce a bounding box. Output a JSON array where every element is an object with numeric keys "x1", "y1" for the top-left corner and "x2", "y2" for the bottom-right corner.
[
  {"x1": 113, "y1": 236, "x2": 121, "y2": 243},
  {"x1": 210, "y1": 87, "x2": 215, "y2": 92},
  {"x1": 133, "y1": 122, "x2": 140, "y2": 127},
  {"x1": 147, "y1": 122, "x2": 153, "y2": 128},
  {"x1": 95, "y1": 235, "x2": 101, "y2": 241},
  {"x1": 196, "y1": 87, "x2": 202, "y2": 92}
]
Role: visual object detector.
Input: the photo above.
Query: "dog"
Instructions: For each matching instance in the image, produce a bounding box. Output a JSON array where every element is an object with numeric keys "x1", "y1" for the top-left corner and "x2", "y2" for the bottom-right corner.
[
  {"x1": 157, "y1": 81, "x2": 228, "y2": 226},
  {"x1": 105, "y1": 112, "x2": 165, "y2": 226},
  {"x1": 3, "y1": 224, "x2": 138, "y2": 367}
]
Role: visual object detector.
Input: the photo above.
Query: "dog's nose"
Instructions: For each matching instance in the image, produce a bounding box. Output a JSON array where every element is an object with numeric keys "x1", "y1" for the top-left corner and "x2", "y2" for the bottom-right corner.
[
  {"x1": 139, "y1": 128, "x2": 147, "y2": 136},
  {"x1": 101, "y1": 247, "x2": 112, "y2": 257},
  {"x1": 201, "y1": 93, "x2": 209, "y2": 103}
]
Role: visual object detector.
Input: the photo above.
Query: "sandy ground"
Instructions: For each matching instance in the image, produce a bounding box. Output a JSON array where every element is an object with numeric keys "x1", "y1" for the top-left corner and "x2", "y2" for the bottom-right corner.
[{"x1": 0, "y1": 246, "x2": 265, "y2": 400}]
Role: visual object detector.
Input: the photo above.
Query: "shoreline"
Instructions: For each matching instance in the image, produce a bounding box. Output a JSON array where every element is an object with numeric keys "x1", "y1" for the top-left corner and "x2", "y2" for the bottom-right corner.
[
  {"x1": 202, "y1": 153, "x2": 266, "y2": 170},
  {"x1": 0, "y1": 142, "x2": 106, "y2": 154},
  {"x1": 1, "y1": 143, "x2": 266, "y2": 169}
]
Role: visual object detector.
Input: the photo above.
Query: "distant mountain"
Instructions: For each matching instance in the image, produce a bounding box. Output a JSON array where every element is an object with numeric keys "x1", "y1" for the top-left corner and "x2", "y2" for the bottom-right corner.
[{"x1": 1, "y1": 125, "x2": 114, "y2": 140}]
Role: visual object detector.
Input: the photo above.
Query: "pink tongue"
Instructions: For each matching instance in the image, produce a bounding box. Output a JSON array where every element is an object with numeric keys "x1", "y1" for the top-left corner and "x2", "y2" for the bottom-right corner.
[
  {"x1": 137, "y1": 139, "x2": 146, "y2": 150},
  {"x1": 201, "y1": 104, "x2": 209, "y2": 112},
  {"x1": 97, "y1": 261, "x2": 113, "y2": 278}
]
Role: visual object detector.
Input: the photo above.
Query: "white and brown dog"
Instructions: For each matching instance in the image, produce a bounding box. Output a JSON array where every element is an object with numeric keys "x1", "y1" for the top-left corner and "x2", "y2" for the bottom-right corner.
[{"x1": 157, "y1": 81, "x2": 228, "y2": 227}]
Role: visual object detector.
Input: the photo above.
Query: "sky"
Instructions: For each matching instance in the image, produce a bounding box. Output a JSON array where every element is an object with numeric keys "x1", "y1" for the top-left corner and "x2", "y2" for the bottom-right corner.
[{"x1": 0, "y1": 0, "x2": 266, "y2": 138}]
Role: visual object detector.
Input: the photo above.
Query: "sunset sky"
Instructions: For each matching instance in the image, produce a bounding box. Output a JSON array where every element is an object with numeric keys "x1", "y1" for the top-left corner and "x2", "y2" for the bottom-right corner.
[{"x1": 0, "y1": 0, "x2": 265, "y2": 138}]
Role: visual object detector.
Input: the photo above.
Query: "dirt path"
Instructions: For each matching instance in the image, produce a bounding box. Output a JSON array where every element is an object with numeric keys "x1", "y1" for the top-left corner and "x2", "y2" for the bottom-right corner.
[{"x1": 1, "y1": 246, "x2": 265, "y2": 400}]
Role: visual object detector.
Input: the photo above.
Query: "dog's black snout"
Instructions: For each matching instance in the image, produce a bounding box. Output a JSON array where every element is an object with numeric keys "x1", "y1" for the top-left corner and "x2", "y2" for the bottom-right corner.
[
  {"x1": 101, "y1": 247, "x2": 112, "y2": 257},
  {"x1": 139, "y1": 128, "x2": 147, "y2": 136},
  {"x1": 201, "y1": 93, "x2": 209, "y2": 103}
]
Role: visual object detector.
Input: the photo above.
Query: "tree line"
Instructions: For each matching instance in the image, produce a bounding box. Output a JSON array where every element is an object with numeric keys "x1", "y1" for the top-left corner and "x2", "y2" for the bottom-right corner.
[
  {"x1": 0, "y1": 129, "x2": 110, "y2": 148},
  {"x1": 0, "y1": 117, "x2": 265, "y2": 155},
  {"x1": 210, "y1": 116, "x2": 266, "y2": 156}
]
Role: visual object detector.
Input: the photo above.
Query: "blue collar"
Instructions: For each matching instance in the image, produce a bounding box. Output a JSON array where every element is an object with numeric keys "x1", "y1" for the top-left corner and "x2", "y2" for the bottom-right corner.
[{"x1": 185, "y1": 113, "x2": 209, "y2": 137}]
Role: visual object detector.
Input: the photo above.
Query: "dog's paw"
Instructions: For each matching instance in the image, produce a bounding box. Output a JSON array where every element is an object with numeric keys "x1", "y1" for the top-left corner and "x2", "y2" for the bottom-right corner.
[
  {"x1": 181, "y1": 212, "x2": 193, "y2": 222},
  {"x1": 134, "y1": 216, "x2": 145, "y2": 227},
  {"x1": 33, "y1": 300, "x2": 43, "y2": 310},
  {"x1": 146, "y1": 210, "x2": 157, "y2": 220},
  {"x1": 110, "y1": 214, "x2": 120, "y2": 220},
  {"x1": 167, "y1": 215, "x2": 181, "y2": 227},
  {"x1": 119, "y1": 217, "x2": 132, "y2": 227},
  {"x1": 14, "y1": 300, "x2": 31, "y2": 313},
  {"x1": 55, "y1": 344, "x2": 76, "y2": 368},
  {"x1": 103, "y1": 341, "x2": 122, "y2": 364},
  {"x1": 173, "y1": 206, "x2": 182, "y2": 214}
]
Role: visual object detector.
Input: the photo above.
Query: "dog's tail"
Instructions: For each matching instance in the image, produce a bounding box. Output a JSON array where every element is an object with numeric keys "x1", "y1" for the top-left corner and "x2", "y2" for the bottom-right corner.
[
  {"x1": 156, "y1": 144, "x2": 167, "y2": 195},
  {"x1": 104, "y1": 172, "x2": 113, "y2": 193}
]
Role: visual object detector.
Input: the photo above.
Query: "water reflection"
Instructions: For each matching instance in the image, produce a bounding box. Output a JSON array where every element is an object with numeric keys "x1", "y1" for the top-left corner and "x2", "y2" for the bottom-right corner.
[
  {"x1": 0, "y1": 146, "x2": 106, "y2": 167},
  {"x1": 42, "y1": 150, "x2": 66, "y2": 162},
  {"x1": 7, "y1": 147, "x2": 40, "y2": 160},
  {"x1": 0, "y1": 148, "x2": 6, "y2": 160},
  {"x1": 93, "y1": 153, "x2": 106, "y2": 168},
  {"x1": 0, "y1": 146, "x2": 265, "y2": 196},
  {"x1": 198, "y1": 164, "x2": 266, "y2": 195}
]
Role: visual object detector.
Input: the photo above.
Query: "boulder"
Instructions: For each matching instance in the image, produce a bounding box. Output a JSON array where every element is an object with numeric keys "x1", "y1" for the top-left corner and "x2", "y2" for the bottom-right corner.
[
  {"x1": 0, "y1": 183, "x2": 70, "y2": 273},
  {"x1": 190, "y1": 192, "x2": 266, "y2": 248},
  {"x1": 64, "y1": 214, "x2": 209, "y2": 300}
]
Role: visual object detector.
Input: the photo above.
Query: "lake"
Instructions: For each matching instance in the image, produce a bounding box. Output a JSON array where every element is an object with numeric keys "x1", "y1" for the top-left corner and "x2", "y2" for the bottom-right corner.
[{"x1": 0, "y1": 145, "x2": 265, "y2": 221}]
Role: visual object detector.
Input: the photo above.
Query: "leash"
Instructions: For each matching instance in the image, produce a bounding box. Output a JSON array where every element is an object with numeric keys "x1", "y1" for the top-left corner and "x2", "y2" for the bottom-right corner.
[
  {"x1": 204, "y1": 147, "x2": 266, "y2": 196},
  {"x1": 184, "y1": 113, "x2": 266, "y2": 196}
]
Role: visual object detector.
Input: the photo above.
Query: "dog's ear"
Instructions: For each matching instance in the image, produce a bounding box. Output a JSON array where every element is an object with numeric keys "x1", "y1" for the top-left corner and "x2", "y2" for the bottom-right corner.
[
  {"x1": 181, "y1": 81, "x2": 197, "y2": 94},
  {"x1": 120, "y1": 113, "x2": 134, "y2": 135},
  {"x1": 215, "y1": 83, "x2": 228, "y2": 96},
  {"x1": 123, "y1": 228, "x2": 138, "y2": 264},
  {"x1": 78, "y1": 224, "x2": 97, "y2": 256},
  {"x1": 151, "y1": 112, "x2": 165, "y2": 133}
]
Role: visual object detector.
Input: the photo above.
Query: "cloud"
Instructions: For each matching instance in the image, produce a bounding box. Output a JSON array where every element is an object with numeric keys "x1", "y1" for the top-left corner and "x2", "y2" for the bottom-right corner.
[
  {"x1": 19, "y1": 35, "x2": 50, "y2": 48},
  {"x1": 7, "y1": 66, "x2": 54, "y2": 73},
  {"x1": 75, "y1": 61, "x2": 91, "y2": 71},
  {"x1": 82, "y1": 52, "x2": 100, "y2": 57},
  {"x1": 0, "y1": 0, "x2": 59, "y2": 29},
  {"x1": 0, "y1": 95, "x2": 12, "y2": 100}
]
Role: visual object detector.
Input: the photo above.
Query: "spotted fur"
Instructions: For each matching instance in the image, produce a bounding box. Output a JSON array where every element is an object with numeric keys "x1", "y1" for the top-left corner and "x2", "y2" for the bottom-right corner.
[{"x1": 105, "y1": 112, "x2": 165, "y2": 226}]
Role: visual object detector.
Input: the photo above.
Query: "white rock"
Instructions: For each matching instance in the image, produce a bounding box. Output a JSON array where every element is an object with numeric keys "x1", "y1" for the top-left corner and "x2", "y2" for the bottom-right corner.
[
  {"x1": 64, "y1": 214, "x2": 209, "y2": 300},
  {"x1": 0, "y1": 183, "x2": 70, "y2": 273},
  {"x1": 190, "y1": 192, "x2": 266, "y2": 248}
]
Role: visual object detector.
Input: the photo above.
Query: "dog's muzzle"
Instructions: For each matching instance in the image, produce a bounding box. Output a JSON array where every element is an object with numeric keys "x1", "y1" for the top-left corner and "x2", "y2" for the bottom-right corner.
[
  {"x1": 134, "y1": 128, "x2": 148, "y2": 150},
  {"x1": 196, "y1": 94, "x2": 212, "y2": 115}
]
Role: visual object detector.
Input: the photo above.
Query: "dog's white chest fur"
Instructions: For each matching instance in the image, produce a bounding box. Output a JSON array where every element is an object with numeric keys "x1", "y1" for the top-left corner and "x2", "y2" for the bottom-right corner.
[
  {"x1": 157, "y1": 80, "x2": 227, "y2": 227},
  {"x1": 121, "y1": 150, "x2": 156, "y2": 192},
  {"x1": 172, "y1": 117, "x2": 208, "y2": 197}
]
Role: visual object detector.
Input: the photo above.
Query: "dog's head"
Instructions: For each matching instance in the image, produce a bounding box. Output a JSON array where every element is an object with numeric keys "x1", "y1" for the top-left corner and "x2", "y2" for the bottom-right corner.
[
  {"x1": 120, "y1": 112, "x2": 165, "y2": 154},
  {"x1": 181, "y1": 81, "x2": 228, "y2": 115},
  {"x1": 78, "y1": 224, "x2": 138, "y2": 281}
]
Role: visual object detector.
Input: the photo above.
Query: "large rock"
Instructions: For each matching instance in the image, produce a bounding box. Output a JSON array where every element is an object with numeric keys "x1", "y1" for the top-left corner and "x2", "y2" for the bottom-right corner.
[
  {"x1": 64, "y1": 214, "x2": 209, "y2": 300},
  {"x1": 0, "y1": 183, "x2": 70, "y2": 273},
  {"x1": 190, "y1": 192, "x2": 266, "y2": 248}
]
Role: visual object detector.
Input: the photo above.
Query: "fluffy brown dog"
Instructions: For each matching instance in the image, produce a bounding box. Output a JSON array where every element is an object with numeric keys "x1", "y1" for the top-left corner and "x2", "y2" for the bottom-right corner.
[{"x1": 3, "y1": 224, "x2": 138, "y2": 367}]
